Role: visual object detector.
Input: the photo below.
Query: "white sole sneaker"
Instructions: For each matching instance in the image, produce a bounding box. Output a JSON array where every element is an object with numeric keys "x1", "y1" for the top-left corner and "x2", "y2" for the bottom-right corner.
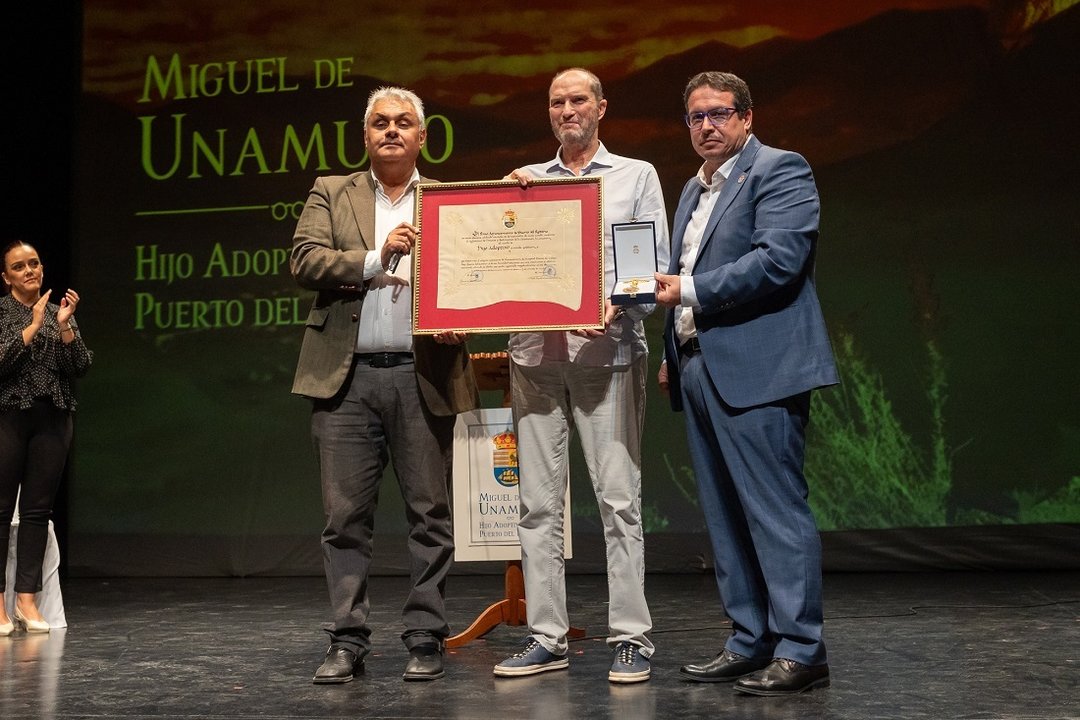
[{"x1": 493, "y1": 656, "x2": 569, "y2": 677}]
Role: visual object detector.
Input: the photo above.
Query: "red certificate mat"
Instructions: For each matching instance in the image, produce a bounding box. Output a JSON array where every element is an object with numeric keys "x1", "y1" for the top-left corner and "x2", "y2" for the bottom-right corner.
[{"x1": 413, "y1": 177, "x2": 604, "y2": 334}]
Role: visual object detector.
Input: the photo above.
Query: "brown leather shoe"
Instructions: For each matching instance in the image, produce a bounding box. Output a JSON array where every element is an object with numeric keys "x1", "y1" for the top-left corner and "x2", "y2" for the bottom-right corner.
[
  {"x1": 313, "y1": 645, "x2": 363, "y2": 684},
  {"x1": 679, "y1": 648, "x2": 772, "y2": 683},
  {"x1": 734, "y1": 658, "x2": 830, "y2": 696}
]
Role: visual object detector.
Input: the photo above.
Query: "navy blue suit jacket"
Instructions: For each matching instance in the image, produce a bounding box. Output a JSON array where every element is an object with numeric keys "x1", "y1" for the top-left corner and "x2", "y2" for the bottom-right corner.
[{"x1": 663, "y1": 135, "x2": 838, "y2": 410}]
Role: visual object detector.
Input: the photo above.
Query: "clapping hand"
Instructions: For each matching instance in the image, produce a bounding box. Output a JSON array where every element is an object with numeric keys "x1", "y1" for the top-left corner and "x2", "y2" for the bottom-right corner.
[{"x1": 56, "y1": 289, "x2": 81, "y2": 325}]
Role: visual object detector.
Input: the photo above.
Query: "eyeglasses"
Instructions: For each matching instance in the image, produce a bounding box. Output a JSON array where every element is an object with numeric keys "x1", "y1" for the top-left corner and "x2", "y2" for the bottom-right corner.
[{"x1": 684, "y1": 107, "x2": 738, "y2": 129}]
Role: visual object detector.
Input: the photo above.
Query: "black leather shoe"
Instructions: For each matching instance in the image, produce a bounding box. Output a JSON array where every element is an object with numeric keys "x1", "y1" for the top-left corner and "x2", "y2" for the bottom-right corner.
[
  {"x1": 734, "y1": 658, "x2": 830, "y2": 696},
  {"x1": 313, "y1": 645, "x2": 363, "y2": 684},
  {"x1": 403, "y1": 646, "x2": 445, "y2": 681},
  {"x1": 679, "y1": 648, "x2": 772, "y2": 683}
]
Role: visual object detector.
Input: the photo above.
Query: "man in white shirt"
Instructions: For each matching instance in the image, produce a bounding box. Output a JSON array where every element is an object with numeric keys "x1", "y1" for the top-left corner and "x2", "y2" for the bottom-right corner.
[
  {"x1": 291, "y1": 86, "x2": 478, "y2": 685},
  {"x1": 493, "y1": 68, "x2": 669, "y2": 684},
  {"x1": 655, "y1": 71, "x2": 837, "y2": 696}
]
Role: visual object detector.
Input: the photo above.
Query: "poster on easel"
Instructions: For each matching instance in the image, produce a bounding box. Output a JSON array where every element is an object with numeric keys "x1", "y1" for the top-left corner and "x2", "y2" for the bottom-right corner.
[{"x1": 451, "y1": 408, "x2": 572, "y2": 562}]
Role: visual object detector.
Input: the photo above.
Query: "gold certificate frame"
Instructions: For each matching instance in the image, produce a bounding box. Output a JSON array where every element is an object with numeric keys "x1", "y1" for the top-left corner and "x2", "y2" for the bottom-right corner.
[{"x1": 412, "y1": 177, "x2": 604, "y2": 334}]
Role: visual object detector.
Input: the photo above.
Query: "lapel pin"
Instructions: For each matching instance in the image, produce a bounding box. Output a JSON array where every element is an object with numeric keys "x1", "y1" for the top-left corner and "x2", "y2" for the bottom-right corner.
[{"x1": 737, "y1": 174, "x2": 746, "y2": 184}]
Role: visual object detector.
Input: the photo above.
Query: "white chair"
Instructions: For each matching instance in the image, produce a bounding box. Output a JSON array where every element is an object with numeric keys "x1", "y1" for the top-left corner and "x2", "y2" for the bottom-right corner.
[{"x1": 4, "y1": 491, "x2": 67, "y2": 628}]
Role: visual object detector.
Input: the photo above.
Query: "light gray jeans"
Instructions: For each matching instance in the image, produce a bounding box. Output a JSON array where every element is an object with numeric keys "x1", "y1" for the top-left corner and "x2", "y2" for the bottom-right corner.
[{"x1": 511, "y1": 357, "x2": 654, "y2": 657}]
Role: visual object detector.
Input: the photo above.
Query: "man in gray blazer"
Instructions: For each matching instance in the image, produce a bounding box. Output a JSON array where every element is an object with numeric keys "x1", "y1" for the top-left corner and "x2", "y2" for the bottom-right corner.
[
  {"x1": 291, "y1": 86, "x2": 478, "y2": 684},
  {"x1": 655, "y1": 71, "x2": 838, "y2": 696}
]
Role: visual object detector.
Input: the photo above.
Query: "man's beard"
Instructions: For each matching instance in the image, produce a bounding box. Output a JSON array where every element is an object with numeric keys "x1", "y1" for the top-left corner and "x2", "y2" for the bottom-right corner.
[{"x1": 553, "y1": 116, "x2": 597, "y2": 146}]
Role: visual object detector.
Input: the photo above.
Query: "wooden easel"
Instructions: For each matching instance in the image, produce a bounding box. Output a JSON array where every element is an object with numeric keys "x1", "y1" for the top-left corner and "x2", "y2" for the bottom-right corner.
[
  {"x1": 446, "y1": 559, "x2": 528, "y2": 648},
  {"x1": 446, "y1": 352, "x2": 585, "y2": 648}
]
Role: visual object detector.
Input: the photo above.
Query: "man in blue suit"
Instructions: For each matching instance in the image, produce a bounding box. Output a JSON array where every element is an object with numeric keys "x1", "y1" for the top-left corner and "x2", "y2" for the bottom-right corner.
[{"x1": 655, "y1": 71, "x2": 838, "y2": 696}]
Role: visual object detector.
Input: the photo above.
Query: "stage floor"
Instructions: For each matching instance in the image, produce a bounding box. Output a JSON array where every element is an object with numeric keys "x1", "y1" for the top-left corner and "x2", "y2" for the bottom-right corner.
[{"x1": 1, "y1": 570, "x2": 1077, "y2": 719}]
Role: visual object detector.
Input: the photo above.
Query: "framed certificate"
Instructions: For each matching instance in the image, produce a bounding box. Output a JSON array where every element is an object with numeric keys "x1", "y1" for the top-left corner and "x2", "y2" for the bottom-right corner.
[{"x1": 413, "y1": 177, "x2": 604, "y2": 334}]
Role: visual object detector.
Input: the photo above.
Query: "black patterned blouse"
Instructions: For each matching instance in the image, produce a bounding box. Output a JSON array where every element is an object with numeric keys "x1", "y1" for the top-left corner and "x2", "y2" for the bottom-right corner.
[{"x1": 0, "y1": 293, "x2": 93, "y2": 412}]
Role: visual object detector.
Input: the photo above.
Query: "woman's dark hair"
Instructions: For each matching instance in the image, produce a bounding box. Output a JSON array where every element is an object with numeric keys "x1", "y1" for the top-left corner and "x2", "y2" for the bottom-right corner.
[{"x1": 1, "y1": 239, "x2": 36, "y2": 295}]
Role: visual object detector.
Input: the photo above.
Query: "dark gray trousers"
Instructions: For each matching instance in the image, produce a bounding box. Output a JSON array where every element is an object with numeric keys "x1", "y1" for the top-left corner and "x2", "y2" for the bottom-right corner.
[{"x1": 311, "y1": 357, "x2": 455, "y2": 655}]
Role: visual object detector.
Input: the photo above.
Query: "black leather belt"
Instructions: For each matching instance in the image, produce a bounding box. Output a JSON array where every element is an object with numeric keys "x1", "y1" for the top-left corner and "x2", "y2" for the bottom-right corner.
[
  {"x1": 680, "y1": 337, "x2": 701, "y2": 356},
  {"x1": 355, "y1": 352, "x2": 414, "y2": 368}
]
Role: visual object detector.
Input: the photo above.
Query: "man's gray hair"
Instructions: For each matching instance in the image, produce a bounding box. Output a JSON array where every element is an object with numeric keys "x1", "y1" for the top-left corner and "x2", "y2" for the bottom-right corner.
[{"x1": 364, "y1": 86, "x2": 426, "y2": 127}]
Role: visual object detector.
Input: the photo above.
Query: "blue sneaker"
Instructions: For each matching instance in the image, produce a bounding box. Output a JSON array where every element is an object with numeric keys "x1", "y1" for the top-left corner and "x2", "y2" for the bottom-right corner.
[
  {"x1": 493, "y1": 638, "x2": 569, "y2": 677},
  {"x1": 609, "y1": 642, "x2": 650, "y2": 683}
]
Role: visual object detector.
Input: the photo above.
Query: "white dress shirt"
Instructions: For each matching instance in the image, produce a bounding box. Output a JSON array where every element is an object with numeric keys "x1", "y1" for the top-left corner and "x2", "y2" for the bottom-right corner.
[
  {"x1": 509, "y1": 143, "x2": 670, "y2": 367},
  {"x1": 675, "y1": 141, "x2": 747, "y2": 346},
  {"x1": 354, "y1": 168, "x2": 420, "y2": 354}
]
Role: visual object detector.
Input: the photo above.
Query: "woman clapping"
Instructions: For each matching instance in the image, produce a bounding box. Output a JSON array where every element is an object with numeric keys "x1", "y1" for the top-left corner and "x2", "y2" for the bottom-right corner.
[{"x1": 0, "y1": 240, "x2": 92, "y2": 635}]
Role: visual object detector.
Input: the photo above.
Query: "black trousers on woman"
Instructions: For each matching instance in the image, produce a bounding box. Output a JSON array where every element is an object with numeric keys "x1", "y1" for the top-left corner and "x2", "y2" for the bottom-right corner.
[{"x1": 0, "y1": 399, "x2": 72, "y2": 593}]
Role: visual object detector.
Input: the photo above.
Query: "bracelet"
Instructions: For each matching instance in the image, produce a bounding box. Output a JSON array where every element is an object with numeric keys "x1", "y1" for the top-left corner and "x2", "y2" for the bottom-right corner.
[{"x1": 60, "y1": 326, "x2": 74, "y2": 334}]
